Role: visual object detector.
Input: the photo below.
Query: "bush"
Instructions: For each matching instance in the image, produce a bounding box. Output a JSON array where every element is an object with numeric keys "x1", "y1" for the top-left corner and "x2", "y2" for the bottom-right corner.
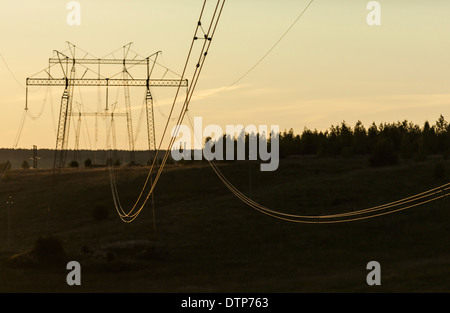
[
  {"x1": 84, "y1": 159, "x2": 92, "y2": 167},
  {"x1": 69, "y1": 160, "x2": 79, "y2": 168},
  {"x1": 21, "y1": 161, "x2": 30, "y2": 169}
]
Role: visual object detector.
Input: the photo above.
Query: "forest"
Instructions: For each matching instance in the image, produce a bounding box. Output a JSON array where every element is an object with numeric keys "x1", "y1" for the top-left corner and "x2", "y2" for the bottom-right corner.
[
  {"x1": 2, "y1": 115, "x2": 450, "y2": 171},
  {"x1": 277, "y1": 115, "x2": 450, "y2": 166},
  {"x1": 200, "y1": 114, "x2": 450, "y2": 168}
]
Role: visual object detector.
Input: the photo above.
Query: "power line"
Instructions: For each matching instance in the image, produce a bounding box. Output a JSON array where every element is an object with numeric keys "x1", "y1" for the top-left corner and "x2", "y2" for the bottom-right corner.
[
  {"x1": 13, "y1": 109, "x2": 27, "y2": 149},
  {"x1": 198, "y1": 0, "x2": 315, "y2": 98},
  {"x1": 0, "y1": 52, "x2": 25, "y2": 90},
  {"x1": 185, "y1": 111, "x2": 450, "y2": 224},
  {"x1": 109, "y1": 0, "x2": 227, "y2": 223},
  {"x1": 109, "y1": 0, "x2": 212, "y2": 222},
  {"x1": 109, "y1": 0, "x2": 447, "y2": 224},
  {"x1": 0, "y1": 161, "x2": 11, "y2": 181}
]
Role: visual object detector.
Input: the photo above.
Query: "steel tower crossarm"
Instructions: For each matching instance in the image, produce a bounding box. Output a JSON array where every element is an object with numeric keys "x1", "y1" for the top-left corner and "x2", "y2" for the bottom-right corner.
[
  {"x1": 26, "y1": 78, "x2": 188, "y2": 87},
  {"x1": 48, "y1": 57, "x2": 156, "y2": 66},
  {"x1": 27, "y1": 45, "x2": 189, "y2": 172}
]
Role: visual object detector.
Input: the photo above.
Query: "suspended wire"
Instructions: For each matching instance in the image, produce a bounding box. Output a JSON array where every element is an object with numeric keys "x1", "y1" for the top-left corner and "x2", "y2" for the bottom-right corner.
[
  {"x1": 0, "y1": 161, "x2": 11, "y2": 181},
  {"x1": 27, "y1": 61, "x2": 60, "y2": 80},
  {"x1": 66, "y1": 41, "x2": 99, "y2": 60},
  {"x1": 0, "y1": 52, "x2": 34, "y2": 164},
  {"x1": 82, "y1": 112, "x2": 93, "y2": 150},
  {"x1": 109, "y1": 0, "x2": 226, "y2": 223},
  {"x1": 130, "y1": 48, "x2": 184, "y2": 79},
  {"x1": 133, "y1": 90, "x2": 148, "y2": 143},
  {"x1": 3, "y1": 1, "x2": 447, "y2": 226},
  {"x1": 5, "y1": 1, "x2": 446, "y2": 226},
  {"x1": 211, "y1": 160, "x2": 450, "y2": 223},
  {"x1": 185, "y1": 111, "x2": 450, "y2": 224},
  {"x1": 107, "y1": 48, "x2": 161, "y2": 80},
  {"x1": 109, "y1": 0, "x2": 211, "y2": 222},
  {"x1": 141, "y1": 0, "x2": 226, "y2": 218},
  {"x1": 153, "y1": 87, "x2": 184, "y2": 122},
  {"x1": 24, "y1": 64, "x2": 57, "y2": 130},
  {"x1": 106, "y1": 115, "x2": 130, "y2": 218},
  {"x1": 0, "y1": 52, "x2": 25, "y2": 90},
  {"x1": 13, "y1": 109, "x2": 27, "y2": 149},
  {"x1": 112, "y1": 0, "x2": 226, "y2": 223},
  {"x1": 198, "y1": 0, "x2": 315, "y2": 98},
  {"x1": 26, "y1": 86, "x2": 49, "y2": 121},
  {"x1": 168, "y1": 0, "x2": 450, "y2": 223}
]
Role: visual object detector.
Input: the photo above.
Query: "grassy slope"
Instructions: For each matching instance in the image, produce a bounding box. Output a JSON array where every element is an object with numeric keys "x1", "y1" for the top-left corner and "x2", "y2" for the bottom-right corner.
[{"x1": 0, "y1": 156, "x2": 449, "y2": 293}]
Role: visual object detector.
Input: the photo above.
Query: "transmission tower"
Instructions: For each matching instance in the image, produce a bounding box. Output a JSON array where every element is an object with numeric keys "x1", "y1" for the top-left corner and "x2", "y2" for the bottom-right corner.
[{"x1": 26, "y1": 42, "x2": 188, "y2": 171}]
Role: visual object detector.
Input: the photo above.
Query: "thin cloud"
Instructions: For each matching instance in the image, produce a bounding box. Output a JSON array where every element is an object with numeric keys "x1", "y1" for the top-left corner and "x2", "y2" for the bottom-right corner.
[{"x1": 193, "y1": 83, "x2": 250, "y2": 99}]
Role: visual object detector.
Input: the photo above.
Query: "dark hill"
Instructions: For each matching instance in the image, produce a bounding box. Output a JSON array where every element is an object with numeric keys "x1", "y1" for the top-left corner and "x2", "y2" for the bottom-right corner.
[{"x1": 0, "y1": 155, "x2": 449, "y2": 292}]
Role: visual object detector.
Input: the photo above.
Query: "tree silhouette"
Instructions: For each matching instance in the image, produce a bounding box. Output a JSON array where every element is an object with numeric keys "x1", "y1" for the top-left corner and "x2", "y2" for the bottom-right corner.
[{"x1": 276, "y1": 115, "x2": 450, "y2": 166}]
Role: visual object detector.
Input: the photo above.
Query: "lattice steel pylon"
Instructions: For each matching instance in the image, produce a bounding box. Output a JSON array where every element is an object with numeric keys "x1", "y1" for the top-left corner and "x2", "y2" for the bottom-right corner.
[
  {"x1": 53, "y1": 53, "x2": 76, "y2": 171},
  {"x1": 26, "y1": 42, "x2": 188, "y2": 171},
  {"x1": 146, "y1": 88, "x2": 156, "y2": 154}
]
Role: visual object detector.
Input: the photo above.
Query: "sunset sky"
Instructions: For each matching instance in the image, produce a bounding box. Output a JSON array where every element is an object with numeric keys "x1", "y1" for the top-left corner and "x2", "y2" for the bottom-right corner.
[{"x1": 0, "y1": 0, "x2": 449, "y2": 150}]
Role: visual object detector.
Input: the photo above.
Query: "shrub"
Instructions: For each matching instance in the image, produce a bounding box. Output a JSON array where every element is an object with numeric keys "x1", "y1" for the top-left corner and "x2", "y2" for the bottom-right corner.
[
  {"x1": 21, "y1": 161, "x2": 30, "y2": 169},
  {"x1": 84, "y1": 158, "x2": 92, "y2": 167},
  {"x1": 107, "y1": 158, "x2": 121, "y2": 167},
  {"x1": 69, "y1": 160, "x2": 79, "y2": 168}
]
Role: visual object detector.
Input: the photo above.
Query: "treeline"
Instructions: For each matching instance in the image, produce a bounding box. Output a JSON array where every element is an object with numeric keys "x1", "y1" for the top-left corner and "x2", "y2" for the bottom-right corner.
[{"x1": 279, "y1": 115, "x2": 450, "y2": 166}]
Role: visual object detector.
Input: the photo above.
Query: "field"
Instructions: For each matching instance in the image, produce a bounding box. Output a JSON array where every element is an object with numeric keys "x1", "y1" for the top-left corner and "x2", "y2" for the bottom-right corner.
[{"x1": 0, "y1": 155, "x2": 449, "y2": 293}]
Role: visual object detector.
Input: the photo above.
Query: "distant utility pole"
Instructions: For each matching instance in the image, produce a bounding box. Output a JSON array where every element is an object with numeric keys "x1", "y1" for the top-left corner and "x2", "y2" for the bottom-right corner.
[{"x1": 30, "y1": 145, "x2": 40, "y2": 169}]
